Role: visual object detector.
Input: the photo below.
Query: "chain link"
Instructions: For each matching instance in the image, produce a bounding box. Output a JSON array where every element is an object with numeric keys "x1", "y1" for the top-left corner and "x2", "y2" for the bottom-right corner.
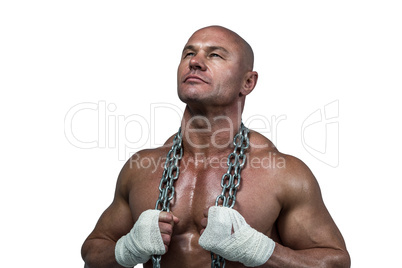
[
  {"x1": 211, "y1": 122, "x2": 249, "y2": 268},
  {"x1": 152, "y1": 128, "x2": 183, "y2": 268},
  {"x1": 215, "y1": 123, "x2": 249, "y2": 208}
]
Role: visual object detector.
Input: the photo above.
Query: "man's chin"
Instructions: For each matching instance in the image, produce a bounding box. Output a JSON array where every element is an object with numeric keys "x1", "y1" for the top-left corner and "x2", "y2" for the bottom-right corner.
[
  {"x1": 177, "y1": 94, "x2": 213, "y2": 108},
  {"x1": 178, "y1": 87, "x2": 212, "y2": 103}
]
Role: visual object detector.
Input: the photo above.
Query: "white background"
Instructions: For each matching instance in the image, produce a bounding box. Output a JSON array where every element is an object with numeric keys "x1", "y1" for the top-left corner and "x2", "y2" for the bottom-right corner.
[{"x1": 1, "y1": 1, "x2": 401, "y2": 267}]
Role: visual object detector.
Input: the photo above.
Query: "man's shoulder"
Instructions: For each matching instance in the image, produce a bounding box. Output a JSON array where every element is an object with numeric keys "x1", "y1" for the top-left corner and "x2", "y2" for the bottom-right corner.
[
  {"x1": 248, "y1": 130, "x2": 286, "y2": 163},
  {"x1": 248, "y1": 130, "x2": 318, "y2": 198},
  {"x1": 272, "y1": 153, "x2": 319, "y2": 209},
  {"x1": 118, "y1": 133, "x2": 177, "y2": 181},
  {"x1": 249, "y1": 130, "x2": 312, "y2": 173},
  {"x1": 127, "y1": 133, "x2": 177, "y2": 162},
  {"x1": 248, "y1": 130, "x2": 276, "y2": 151}
]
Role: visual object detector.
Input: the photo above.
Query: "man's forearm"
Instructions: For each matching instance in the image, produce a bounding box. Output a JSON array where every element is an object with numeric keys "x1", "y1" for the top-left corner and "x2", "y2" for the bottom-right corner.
[
  {"x1": 263, "y1": 242, "x2": 351, "y2": 268},
  {"x1": 82, "y1": 238, "x2": 124, "y2": 268}
]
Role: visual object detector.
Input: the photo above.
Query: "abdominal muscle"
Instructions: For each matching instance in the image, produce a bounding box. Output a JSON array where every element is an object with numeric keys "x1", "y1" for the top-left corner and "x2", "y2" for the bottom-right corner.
[
  {"x1": 142, "y1": 231, "x2": 253, "y2": 268},
  {"x1": 143, "y1": 232, "x2": 210, "y2": 268}
]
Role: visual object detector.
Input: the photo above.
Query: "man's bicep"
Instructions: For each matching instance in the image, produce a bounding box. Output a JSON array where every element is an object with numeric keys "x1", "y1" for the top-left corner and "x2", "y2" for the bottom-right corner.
[
  {"x1": 276, "y1": 159, "x2": 346, "y2": 250},
  {"x1": 91, "y1": 194, "x2": 134, "y2": 241},
  {"x1": 87, "y1": 167, "x2": 135, "y2": 243}
]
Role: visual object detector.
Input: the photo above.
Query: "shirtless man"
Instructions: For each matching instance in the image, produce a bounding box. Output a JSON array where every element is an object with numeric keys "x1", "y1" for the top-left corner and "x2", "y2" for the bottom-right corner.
[{"x1": 82, "y1": 26, "x2": 350, "y2": 267}]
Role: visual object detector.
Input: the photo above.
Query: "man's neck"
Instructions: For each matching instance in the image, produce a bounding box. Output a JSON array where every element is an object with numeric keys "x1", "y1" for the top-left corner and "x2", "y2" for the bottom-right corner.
[{"x1": 180, "y1": 105, "x2": 243, "y2": 157}]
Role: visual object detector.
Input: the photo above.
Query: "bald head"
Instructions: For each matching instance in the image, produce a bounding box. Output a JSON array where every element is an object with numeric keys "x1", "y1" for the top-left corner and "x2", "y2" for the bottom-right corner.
[{"x1": 187, "y1": 25, "x2": 255, "y2": 71}]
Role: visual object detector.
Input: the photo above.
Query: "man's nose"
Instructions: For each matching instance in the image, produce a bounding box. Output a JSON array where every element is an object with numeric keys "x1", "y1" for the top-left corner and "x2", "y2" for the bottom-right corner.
[{"x1": 189, "y1": 54, "x2": 206, "y2": 71}]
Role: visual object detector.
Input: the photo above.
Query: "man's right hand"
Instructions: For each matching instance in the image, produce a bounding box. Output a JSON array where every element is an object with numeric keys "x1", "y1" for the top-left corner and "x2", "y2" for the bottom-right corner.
[
  {"x1": 114, "y1": 209, "x2": 179, "y2": 267},
  {"x1": 158, "y1": 211, "x2": 180, "y2": 253}
]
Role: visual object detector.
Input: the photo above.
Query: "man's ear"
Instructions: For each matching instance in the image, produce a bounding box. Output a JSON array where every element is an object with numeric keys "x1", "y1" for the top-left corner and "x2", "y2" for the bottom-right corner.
[{"x1": 240, "y1": 71, "x2": 258, "y2": 96}]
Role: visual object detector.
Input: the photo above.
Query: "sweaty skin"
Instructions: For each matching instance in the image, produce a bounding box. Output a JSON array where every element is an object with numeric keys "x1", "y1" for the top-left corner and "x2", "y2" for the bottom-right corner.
[{"x1": 82, "y1": 26, "x2": 350, "y2": 268}]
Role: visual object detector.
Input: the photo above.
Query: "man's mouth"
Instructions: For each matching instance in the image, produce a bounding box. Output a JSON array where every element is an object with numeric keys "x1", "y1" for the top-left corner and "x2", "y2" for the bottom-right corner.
[{"x1": 183, "y1": 75, "x2": 208, "y2": 83}]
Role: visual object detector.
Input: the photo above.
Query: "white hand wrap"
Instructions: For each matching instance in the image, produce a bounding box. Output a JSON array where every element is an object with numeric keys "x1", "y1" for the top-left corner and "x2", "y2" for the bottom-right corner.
[
  {"x1": 115, "y1": 209, "x2": 165, "y2": 267},
  {"x1": 199, "y1": 206, "x2": 275, "y2": 267}
]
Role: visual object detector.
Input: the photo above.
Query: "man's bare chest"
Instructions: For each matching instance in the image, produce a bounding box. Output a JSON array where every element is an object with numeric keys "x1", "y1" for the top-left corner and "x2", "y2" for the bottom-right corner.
[{"x1": 128, "y1": 165, "x2": 282, "y2": 236}]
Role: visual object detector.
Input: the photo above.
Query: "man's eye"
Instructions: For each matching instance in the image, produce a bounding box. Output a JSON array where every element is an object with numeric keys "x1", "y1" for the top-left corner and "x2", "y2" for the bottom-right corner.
[
  {"x1": 210, "y1": 53, "x2": 222, "y2": 58},
  {"x1": 184, "y1": 52, "x2": 195, "y2": 58}
]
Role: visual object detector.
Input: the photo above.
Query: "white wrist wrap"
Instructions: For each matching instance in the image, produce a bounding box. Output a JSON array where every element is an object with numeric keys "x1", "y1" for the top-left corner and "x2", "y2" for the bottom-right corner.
[
  {"x1": 199, "y1": 206, "x2": 275, "y2": 267},
  {"x1": 115, "y1": 209, "x2": 165, "y2": 267}
]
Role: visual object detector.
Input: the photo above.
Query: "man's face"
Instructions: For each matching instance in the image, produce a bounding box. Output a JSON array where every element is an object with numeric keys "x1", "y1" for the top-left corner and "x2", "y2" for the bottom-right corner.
[{"x1": 177, "y1": 27, "x2": 247, "y2": 108}]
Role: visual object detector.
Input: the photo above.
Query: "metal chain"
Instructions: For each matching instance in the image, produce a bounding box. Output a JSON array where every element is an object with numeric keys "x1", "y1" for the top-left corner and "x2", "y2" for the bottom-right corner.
[
  {"x1": 152, "y1": 128, "x2": 183, "y2": 268},
  {"x1": 211, "y1": 122, "x2": 250, "y2": 268},
  {"x1": 151, "y1": 123, "x2": 249, "y2": 268}
]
